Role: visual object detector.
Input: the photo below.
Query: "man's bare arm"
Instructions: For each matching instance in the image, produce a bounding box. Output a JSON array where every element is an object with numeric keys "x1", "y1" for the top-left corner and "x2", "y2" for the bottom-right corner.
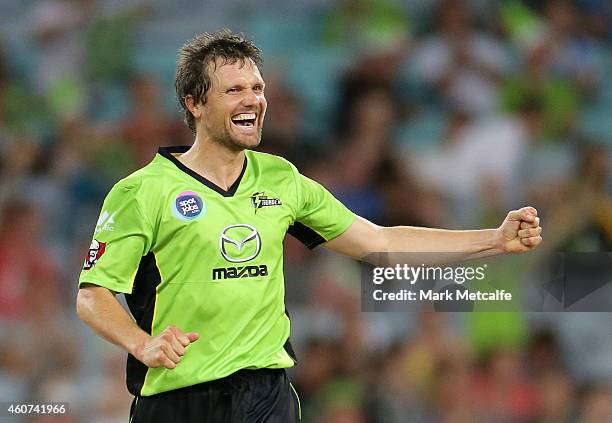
[
  {"x1": 323, "y1": 207, "x2": 542, "y2": 264},
  {"x1": 76, "y1": 285, "x2": 199, "y2": 369}
]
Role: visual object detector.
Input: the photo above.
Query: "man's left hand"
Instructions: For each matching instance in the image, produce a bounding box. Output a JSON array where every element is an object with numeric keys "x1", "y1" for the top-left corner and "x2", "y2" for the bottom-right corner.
[{"x1": 498, "y1": 206, "x2": 543, "y2": 253}]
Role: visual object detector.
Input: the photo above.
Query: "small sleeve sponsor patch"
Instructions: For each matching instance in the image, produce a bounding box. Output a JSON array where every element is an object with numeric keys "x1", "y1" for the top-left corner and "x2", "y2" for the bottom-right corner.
[{"x1": 83, "y1": 239, "x2": 106, "y2": 270}]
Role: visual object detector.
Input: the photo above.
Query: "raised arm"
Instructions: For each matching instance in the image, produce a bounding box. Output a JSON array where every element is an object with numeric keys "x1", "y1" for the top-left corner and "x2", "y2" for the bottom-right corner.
[{"x1": 323, "y1": 207, "x2": 542, "y2": 264}]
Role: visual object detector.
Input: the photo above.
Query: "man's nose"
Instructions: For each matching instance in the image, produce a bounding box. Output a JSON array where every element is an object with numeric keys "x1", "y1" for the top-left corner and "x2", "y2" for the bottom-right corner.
[{"x1": 240, "y1": 89, "x2": 259, "y2": 107}]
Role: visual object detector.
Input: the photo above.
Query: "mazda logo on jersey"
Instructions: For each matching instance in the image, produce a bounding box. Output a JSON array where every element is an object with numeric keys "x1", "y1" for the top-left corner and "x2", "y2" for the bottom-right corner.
[
  {"x1": 219, "y1": 224, "x2": 261, "y2": 263},
  {"x1": 214, "y1": 224, "x2": 266, "y2": 280}
]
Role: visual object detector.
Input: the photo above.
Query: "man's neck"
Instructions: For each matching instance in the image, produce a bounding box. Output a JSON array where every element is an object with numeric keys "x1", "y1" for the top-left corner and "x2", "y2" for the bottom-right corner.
[{"x1": 178, "y1": 136, "x2": 246, "y2": 191}]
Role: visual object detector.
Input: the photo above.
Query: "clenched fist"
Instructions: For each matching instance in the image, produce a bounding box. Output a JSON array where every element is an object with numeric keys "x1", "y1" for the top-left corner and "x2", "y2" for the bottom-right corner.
[
  {"x1": 134, "y1": 325, "x2": 199, "y2": 369},
  {"x1": 498, "y1": 206, "x2": 543, "y2": 253}
]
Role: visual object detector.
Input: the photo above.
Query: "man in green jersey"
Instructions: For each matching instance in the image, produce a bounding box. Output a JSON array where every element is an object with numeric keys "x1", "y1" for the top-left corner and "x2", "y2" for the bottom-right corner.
[{"x1": 76, "y1": 30, "x2": 542, "y2": 422}]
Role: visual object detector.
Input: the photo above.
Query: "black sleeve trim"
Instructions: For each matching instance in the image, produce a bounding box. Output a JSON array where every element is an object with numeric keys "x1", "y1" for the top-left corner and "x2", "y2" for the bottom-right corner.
[
  {"x1": 124, "y1": 252, "x2": 161, "y2": 396},
  {"x1": 287, "y1": 222, "x2": 326, "y2": 249},
  {"x1": 284, "y1": 308, "x2": 297, "y2": 363}
]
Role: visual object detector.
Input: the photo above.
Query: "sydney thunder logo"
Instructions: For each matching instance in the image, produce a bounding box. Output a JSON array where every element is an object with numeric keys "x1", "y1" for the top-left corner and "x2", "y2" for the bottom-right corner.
[{"x1": 250, "y1": 192, "x2": 281, "y2": 213}]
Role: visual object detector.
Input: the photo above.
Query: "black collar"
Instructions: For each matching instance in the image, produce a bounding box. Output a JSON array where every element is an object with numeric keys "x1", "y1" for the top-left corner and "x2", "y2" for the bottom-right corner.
[{"x1": 158, "y1": 146, "x2": 248, "y2": 197}]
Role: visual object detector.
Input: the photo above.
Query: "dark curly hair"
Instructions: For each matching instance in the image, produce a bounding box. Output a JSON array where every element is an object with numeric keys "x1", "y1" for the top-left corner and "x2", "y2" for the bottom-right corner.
[{"x1": 175, "y1": 29, "x2": 262, "y2": 133}]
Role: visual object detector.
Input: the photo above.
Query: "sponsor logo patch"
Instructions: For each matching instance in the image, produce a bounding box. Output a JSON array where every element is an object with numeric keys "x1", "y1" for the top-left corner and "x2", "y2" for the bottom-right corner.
[
  {"x1": 173, "y1": 191, "x2": 206, "y2": 220},
  {"x1": 83, "y1": 240, "x2": 106, "y2": 270},
  {"x1": 219, "y1": 224, "x2": 261, "y2": 263},
  {"x1": 250, "y1": 191, "x2": 281, "y2": 213}
]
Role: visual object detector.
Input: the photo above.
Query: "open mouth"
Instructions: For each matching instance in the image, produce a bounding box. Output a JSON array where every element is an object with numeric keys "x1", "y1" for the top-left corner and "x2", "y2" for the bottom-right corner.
[{"x1": 231, "y1": 113, "x2": 257, "y2": 128}]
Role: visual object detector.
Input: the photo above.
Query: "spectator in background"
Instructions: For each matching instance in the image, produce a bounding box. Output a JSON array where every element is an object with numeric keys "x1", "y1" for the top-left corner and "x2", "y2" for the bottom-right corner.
[
  {"x1": 0, "y1": 38, "x2": 52, "y2": 139},
  {"x1": 0, "y1": 136, "x2": 42, "y2": 206},
  {"x1": 29, "y1": 0, "x2": 94, "y2": 118},
  {"x1": 413, "y1": 98, "x2": 543, "y2": 226},
  {"x1": 546, "y1": 142, "x2": 612, "y2": 252},
  {"x1": 501, "y1": 39, "x2": 580, "y2": 138},
  {"x1": 536, "y1": 0, "x2": 603, "y2": 94},
  {"x1": 120, "y1": 75, "x2": 178, "y2": 166},
  {"x1": 0, "y1": 41, "x2": 7, "y2": 113},
  {"x1": 410, "y1": 0, "x2": 510, "y2": 115},
  {"x1": 472, "y1": 348, "x2": 538, "y2": 422},
  {"x1": 369, "y1": 312, "x2": 468, "y2": 423},
  {"x1": 534, "y1": 369, "x2": 576, "y2": 423},
  {"x1": 84, "y1": 3, "x2": 149, "y2": 84},
  {"x1": 89, "y1": 351, "x2": 135, "y2": 423},
  {"x1": 525, "y1": 328, "x2": 566, "y2": 378},
  {"x1": 429, "y1": 358, "x2": 476, "y2": 423},
  {"x1": 502, "y1": 0, "x2": 606, "y2": 138},
  {"x1": 322, "y1": 82, "x2": 443, "y2": 227},
  {"x1": 315, "y1": 86, "x2": 398, "y2": 221},
  {"x1": 294, "y1": 339, "x2": 354, "y2": 422},
  {"x1": 578, "y1": 383, "x2": 612, "y2": 423},
  {"x1": 322, "y1": 0, "x2": 410, "y2": 51},
  {"x1": 578, "y1": 0, "x2": 612, "y2": 43},
  {"x1": 368, "y1": 342, "x2": 425, "y2": 422},
  {"x1": 258, "y1": 71, "x2": 314, "y2": 168},
  {"x1": 0, "y1": 199, "x2": 77, "y2": 415},
  {"x1": 0, "y1": 200, "x2": 59, "y2": 320}
]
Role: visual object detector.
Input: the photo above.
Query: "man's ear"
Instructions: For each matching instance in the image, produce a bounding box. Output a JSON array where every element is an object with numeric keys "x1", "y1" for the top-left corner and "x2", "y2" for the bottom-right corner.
[{"x1": 184, "y1": 95, "x2": 202, "y2": 119}]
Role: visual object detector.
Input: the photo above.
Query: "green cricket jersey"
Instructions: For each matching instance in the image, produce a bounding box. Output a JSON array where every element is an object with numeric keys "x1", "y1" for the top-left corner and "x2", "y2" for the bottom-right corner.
[{"x1": 79, "y1": 146, "x2": 355, "y2": 396}]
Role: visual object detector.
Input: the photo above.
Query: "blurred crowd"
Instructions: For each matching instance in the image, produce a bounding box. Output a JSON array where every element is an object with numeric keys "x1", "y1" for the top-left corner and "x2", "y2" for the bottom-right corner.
[{"x1": 0, "y1": 0, "x2": 611, "y2": 422}]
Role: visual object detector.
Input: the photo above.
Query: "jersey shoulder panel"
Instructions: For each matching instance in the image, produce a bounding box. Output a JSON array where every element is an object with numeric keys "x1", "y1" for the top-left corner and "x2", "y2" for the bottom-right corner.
[
  {"x1": 117, "y1": 159, "x2": 171, "y2": 217},
  {"x1": 119, "y1": 158, "x2": 167, "y2": 190},
  {"x1": 247, "y1": 150, "x2": 297, "y2": 174},
  {"x1": 247, "y1": 150, "x2": 301, "y2": 214},
  {"x1": 109, "y1": 159, "x2": 171, "y2": 230}
]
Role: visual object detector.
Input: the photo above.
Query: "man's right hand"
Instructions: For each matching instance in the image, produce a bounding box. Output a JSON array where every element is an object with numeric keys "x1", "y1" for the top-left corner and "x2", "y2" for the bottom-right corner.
[{"x1": 134, "y1": 325, "x2": 199, "y2": 369}]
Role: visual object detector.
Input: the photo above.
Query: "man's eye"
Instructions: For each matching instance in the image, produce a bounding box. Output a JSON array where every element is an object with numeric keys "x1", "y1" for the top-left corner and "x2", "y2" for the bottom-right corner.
[
  {"x1": 253, "y1": 85, "x2": 264, "y2": 93},
  {"x1": 228, "y1": 87, "x2": 240, "y2": 93}
]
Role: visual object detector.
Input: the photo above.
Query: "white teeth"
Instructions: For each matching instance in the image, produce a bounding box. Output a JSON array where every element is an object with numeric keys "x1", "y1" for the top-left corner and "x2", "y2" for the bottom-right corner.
[{"x1": 232, "y1": 113, "x2": 256, "y2": 121}]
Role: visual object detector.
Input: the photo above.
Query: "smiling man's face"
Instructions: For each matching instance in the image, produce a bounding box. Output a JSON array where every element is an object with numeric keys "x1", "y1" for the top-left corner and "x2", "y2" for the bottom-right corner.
[{"x1": 199, "y1": 58, "x2": 267, "y2": 151}]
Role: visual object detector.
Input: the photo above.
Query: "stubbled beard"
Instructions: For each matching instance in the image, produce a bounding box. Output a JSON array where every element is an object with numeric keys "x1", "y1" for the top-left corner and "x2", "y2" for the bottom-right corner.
[{"x1": 210, "y1": 124, "x2": 262, "y2": 152}]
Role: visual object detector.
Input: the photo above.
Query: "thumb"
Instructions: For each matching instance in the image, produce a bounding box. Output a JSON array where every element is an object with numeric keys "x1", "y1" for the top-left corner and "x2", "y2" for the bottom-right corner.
[{"x1": 186, "y1": 332, "x2": 200, "y2": 343}]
